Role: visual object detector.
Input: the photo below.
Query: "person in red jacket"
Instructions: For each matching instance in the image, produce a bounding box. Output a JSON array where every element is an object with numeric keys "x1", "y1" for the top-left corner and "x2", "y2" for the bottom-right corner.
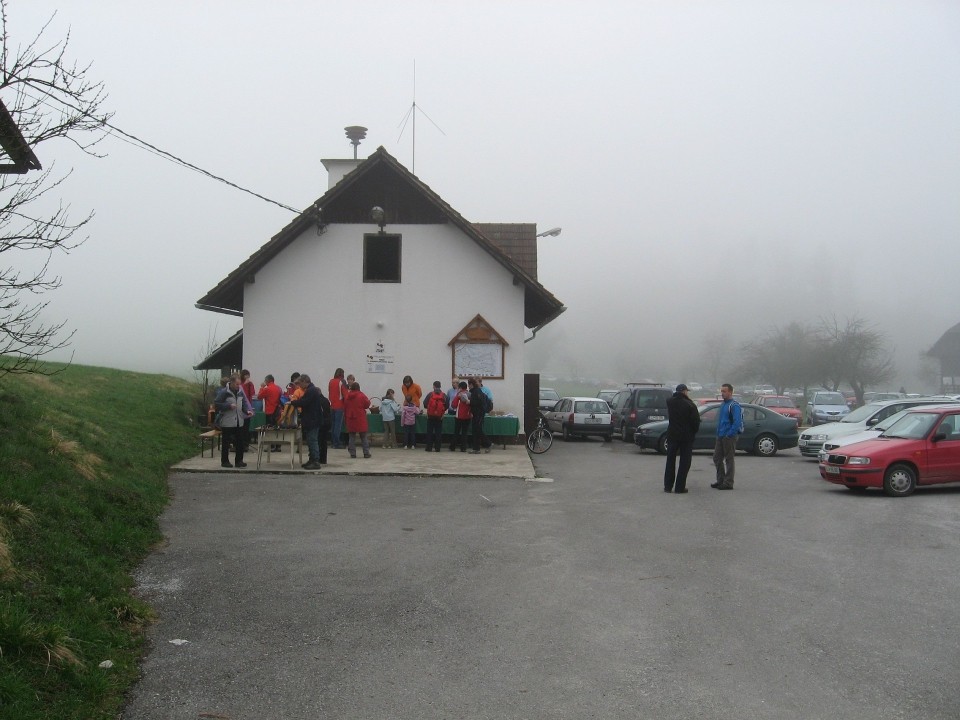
[
  {"x1": 343, "y1": 381, "x2": 371, "y2": 458},
  {"x1": 257, "y1": 374, "x2": 282, "y2": 426},
  {"x1": 328, "y1": 368, "x2": 348, "y2": 449},
  {"x1": 450, "y1": 381, "x2": 472, "y2": 452}
]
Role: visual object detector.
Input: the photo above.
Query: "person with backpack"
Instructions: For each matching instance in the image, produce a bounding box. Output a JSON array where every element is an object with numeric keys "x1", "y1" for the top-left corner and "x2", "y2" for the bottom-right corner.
[
  {"x1": 468, "y1": 378, "x2": 490, "y2": 454},
  {"x1": 424, "y1": 381, "x2": 448, "y2": 452},
  {"x1": 712, "y1": 383, "x2": 743, "y2": 490}
]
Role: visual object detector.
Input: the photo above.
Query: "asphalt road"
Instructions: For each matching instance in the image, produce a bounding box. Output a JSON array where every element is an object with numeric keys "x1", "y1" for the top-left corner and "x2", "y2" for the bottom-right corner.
[{"x1": 122, "y1": 440, "x2": 960, "y2": 719}]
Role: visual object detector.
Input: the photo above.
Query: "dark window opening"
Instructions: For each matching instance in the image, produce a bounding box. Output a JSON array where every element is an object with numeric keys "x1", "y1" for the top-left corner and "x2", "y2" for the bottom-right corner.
[{"x1": 364, "y1": 233, "x2": 401, "y2": 283}]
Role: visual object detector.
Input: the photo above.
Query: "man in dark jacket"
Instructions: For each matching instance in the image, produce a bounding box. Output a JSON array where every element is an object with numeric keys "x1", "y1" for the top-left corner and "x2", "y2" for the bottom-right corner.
[
  {"x1": 664, "y1": 384, "x2": 701, "y2": 493},
  {"x1": 467, "y1": 378, "x2": 490, "y2": 454},
  {"x1": 290, "y1": 374, "x2": 330, "y2": 470}
]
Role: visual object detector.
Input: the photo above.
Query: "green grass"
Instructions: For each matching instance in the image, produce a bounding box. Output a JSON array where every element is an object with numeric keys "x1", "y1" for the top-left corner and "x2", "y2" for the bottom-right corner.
[{"x1": 0, "y1": 362, "x2": 200, "y2": 719}]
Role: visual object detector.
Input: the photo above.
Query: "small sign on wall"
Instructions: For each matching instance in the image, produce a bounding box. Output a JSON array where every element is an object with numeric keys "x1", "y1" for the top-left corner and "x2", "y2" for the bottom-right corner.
[{"x1": 367, "y1": 341, "x2": 393, "y2": 374}]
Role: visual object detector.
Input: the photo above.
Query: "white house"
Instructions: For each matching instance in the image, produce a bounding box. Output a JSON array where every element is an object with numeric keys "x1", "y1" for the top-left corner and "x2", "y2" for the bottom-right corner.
[{"x1": 195, "y1": 146, "x2": 564, "y2": 419}]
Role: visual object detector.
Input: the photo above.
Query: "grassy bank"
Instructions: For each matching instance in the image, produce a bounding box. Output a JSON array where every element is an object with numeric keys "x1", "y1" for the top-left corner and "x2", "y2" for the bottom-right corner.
[{"x1": 0, "y1": 363, "x2": 199, "y2": 719}]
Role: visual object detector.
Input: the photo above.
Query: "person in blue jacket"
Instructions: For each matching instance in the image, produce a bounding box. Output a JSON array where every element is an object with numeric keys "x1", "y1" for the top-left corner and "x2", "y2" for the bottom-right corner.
[{"x1": 712, "y1": 383, "x2": 743, "y2": 490}]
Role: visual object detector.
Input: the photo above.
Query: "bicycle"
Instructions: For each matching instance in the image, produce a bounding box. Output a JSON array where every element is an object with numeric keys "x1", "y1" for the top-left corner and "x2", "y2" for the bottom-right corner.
[{"x1": 526, "y1": 414, "x2": 553, "y2": 454}]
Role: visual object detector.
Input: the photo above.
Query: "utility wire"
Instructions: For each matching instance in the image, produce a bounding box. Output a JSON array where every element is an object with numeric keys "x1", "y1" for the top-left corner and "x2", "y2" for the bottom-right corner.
[{"x1": 15, "y1": 85, "x2": 302, "y2": 214}]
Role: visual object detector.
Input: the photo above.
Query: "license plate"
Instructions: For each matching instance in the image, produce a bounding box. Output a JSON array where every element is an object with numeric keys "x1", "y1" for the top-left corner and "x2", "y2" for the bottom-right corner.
[
  {"x1": 824, "y1": 465, "x2": 840, "y2": 475},
  {"x1": 798, "y1": 439, "x2": 807, "y2": 446},
  {"x1": 585, "y1": 418, "x2": 601, "y2": 424}
]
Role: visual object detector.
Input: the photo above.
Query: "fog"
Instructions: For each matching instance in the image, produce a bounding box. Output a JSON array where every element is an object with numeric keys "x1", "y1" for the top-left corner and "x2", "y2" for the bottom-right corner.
[{"x1": 9, "y1": 1, "x2": 959, "y2": 390}]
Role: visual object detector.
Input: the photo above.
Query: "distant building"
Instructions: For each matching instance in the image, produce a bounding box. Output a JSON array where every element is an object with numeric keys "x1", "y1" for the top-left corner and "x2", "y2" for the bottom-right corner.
[
  {"x1": 927, "y1": 321, "x2": 960, "y2": 392},
  {"x1": 195, "y1": 146, "x2": 565, "y2": 417}
]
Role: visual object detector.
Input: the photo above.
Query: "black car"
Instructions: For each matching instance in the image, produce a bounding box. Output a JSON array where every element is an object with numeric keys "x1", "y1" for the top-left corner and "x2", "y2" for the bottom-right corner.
[
  {"x1": 634, "y1": 402, "x2": 800, "y2": 456},
  {"x1": 608, "y1": 384, "x2": 673, "y2": 441}
]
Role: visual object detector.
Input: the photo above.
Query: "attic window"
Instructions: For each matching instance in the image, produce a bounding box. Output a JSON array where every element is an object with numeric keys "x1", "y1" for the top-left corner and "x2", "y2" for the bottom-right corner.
[{"x1": 364, "y1": 233, "x2": 401, "y2": 283}]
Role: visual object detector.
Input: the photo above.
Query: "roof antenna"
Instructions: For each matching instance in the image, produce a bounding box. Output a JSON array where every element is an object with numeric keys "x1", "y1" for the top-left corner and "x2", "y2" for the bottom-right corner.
[
  {"x1": 344, "y1": 126, "x2": 367, "y2": 159},
  {"x1": 397, "y1": 60, "x2": 445, "y2": 174}
]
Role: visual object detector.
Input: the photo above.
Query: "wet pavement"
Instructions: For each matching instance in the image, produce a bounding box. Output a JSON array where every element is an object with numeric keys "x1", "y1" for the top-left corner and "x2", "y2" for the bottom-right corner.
[{"x1": 175, "y1": 435, "x2": 539, "y2": 481}]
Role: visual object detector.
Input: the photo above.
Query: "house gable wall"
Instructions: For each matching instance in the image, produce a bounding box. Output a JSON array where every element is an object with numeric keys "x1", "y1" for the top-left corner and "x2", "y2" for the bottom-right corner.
[{"x1": 242, "y1": 221, "x2": 526, "y2": 412}]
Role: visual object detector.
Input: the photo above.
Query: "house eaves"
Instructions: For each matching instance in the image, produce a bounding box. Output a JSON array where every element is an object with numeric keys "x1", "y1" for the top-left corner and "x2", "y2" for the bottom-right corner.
[
  {"x1": 0, "y1": 99, "x2": 41, "y2": 174},
  {"x1": 195, "y1": 146, "x2": 565, "y2": 330}
]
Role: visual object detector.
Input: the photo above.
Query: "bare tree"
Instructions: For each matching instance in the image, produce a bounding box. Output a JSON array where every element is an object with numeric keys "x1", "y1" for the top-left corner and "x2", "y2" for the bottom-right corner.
[
  {"x1": 701, "y1": 331, "x2": 731, "y2": 384},
  {"x1": 733, "y1": 322, "x2": 818, "y2": 393},
  {"x1": 0, "y1": 5, "x2": 111, "y2": 376},
  {"x1": 817, "y1": 315, "x2": 895, "y2": 405}
]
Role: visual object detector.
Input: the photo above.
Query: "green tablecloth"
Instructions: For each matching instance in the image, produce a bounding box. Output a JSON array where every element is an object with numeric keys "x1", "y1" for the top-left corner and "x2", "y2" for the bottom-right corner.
[{"x1": 365, "y1": 414, "x2": 519, "y2": 438}]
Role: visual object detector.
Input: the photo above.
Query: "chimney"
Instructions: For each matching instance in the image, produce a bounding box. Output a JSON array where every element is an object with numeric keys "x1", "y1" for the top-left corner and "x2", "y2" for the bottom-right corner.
[
  {"x1": 321, "y1": 158, "x2": 362, "y2": 189},
  {"x1": 321, "y1": 125, "x2": 368, "y2": 189}
]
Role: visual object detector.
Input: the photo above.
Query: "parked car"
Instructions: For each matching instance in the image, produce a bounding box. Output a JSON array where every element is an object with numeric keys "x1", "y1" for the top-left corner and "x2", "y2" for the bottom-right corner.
[
  {"x1": 538, "y1": 387, "x2": 561, "y2": 412},
  {"x1": 543, "y1": 397, "x2": 613, "y2": 441},
  {"x1": 634, "y1": 402, "x2": 800, "y2": 456},
  {"x1": 608, "y1": 384, "x2": 673, "y2": 441},
  {"x1": 804, "y1": 391, "x2": 850, "y2": 426},
  {"x1": 753, "y1": 384, "x2": 777, "y2": 395},
  {"x1": 816, "y1": 404, "x2": 960, "y2": 462},
  {"x1": 750, "y1": 395, "x2": 801, "y2": 424},
  {"x1": 798, "y1": 397, "x2": 958, "y2": 458},
  {"x1": 862, "y1": 391, "x2": 903, "y2": 403},
  {"x1": 819, "y1": 406, "x2": 960, "y2": 496},
  {"x1": 596, "y1": 389, "x2": 618, "y2": 404}
]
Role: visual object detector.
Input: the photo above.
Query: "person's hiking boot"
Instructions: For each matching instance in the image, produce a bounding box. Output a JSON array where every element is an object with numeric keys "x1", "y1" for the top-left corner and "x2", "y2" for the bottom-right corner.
[
  {"x1": 221, "y1": 462, "x2": 233, "y2": 468},
  {"x1": 718, "y1": 484, "x2": 734, "y2": 490},
  {"x1": 302, "y1": 461, "x2": 322, "y2": 470},
  {"x1": 710, "y1": 482, "x2": 722, "y2": 489},
  {"x1": 235, "y1": 461, "x2": 247, "y2": 468}
]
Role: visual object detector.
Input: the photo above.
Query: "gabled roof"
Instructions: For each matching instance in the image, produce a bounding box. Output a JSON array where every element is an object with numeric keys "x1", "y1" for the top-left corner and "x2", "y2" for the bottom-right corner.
[
  {"x1": 472, "y1": 223, "x2": 538, "y2": 279},
  {"x1": 196, "y1": 146, "x2": 565, "y2": 330},
  {"x1": 928, "y1": 321, "x2": 960, "y2": 360},
  {"x1": 193, "y1": 328, "x2": 243, "y2": 371}
]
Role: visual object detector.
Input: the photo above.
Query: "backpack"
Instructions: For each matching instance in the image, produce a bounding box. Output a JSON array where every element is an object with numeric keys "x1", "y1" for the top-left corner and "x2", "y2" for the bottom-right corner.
[
  {"x1": 728, "y1": 401, "x2": 744, "y2": 434},
  {"x1": 427, "y1": 392, "x2": 447, "y2": 418},
  {"x1": 483, "y1": 392, "x2": 493, "y2": 414}
]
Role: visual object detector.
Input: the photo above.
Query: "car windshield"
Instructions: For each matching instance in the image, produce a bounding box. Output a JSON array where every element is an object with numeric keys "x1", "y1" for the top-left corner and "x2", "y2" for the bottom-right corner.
[
  {"x1": 575, "y1": 401, "x2": 608, "y2": 414},
  {"x1": 539, "y1": 389, "x2": 560, "y2": 401},
  {"x1": 881, "y1": 412, "x2": 939, "y2": 440},
  {"x1": 814, "y1": 392, "x2": 846, "y2": 405},
  {"x1": 841, "y1": 403, "x2": 884, "y2": 423},
  {"x1": 874, "y1": 409, "x2": 911, "y2": 432},
  {"x1": 764, "y1": 397, "x2": 793, "y2": 408}
]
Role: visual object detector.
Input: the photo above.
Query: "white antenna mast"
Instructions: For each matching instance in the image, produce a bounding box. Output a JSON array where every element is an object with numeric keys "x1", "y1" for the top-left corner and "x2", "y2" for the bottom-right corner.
[{"x1": 397, "y1": 60, "x2": 445, "y2": 174}]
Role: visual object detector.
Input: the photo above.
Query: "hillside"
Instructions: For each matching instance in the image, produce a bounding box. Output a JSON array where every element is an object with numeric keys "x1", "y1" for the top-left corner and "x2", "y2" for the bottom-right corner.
[{"x1": 0, "y1": 363, "x2": 200, "y2": 719}]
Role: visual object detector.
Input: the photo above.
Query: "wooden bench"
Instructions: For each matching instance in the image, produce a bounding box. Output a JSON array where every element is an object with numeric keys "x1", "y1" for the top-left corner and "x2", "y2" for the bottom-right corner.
[{"x1": 199, "y1": 429, "x2": 221, "y2": 457}]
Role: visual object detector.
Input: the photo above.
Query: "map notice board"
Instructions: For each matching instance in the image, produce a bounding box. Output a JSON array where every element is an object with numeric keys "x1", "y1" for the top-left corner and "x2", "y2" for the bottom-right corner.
[{"x1": 453, "y1": 342, "x2": 503, "y2": 379}]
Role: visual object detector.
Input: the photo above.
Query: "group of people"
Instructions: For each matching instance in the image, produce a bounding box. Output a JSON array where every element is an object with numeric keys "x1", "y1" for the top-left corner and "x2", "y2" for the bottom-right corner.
[
  {"x1": 663, "y1": 382, "x2": 742, "y2": 493},
  {"x1": 214, "y1": 369, "x2": 496, "y2": 470}
]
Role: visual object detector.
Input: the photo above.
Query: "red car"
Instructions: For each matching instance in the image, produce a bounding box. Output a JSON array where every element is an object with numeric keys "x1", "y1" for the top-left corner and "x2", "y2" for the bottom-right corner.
[
  {"x1": 750, "y1": 395, "x2": 801, "y2": 424},
  {"x1": 819, "y1": 406, "x2": 960, "y2": 497}
]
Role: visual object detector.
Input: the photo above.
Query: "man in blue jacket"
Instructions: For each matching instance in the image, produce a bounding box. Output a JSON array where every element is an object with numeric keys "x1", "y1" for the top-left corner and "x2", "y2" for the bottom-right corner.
[{"x1": 712, "y1": 383, "x2": 743, "y2": 490}]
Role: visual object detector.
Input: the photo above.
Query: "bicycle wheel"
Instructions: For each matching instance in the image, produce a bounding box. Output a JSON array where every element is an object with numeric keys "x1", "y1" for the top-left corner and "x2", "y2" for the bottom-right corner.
[{"x1": 527, "y1": 427, "x2": 553, "y2": 454}]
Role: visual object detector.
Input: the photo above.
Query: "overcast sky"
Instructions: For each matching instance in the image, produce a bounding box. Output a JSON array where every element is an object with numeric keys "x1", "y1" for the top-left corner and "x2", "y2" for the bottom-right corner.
[{"x1": 8, "y1": 1, "x2": 960, "y2": 388}]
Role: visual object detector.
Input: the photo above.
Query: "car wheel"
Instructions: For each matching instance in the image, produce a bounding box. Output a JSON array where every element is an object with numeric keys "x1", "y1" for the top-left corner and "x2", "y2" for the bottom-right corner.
[
  {"x1": 562, "y1": 424, "x2": 571, "y2": 442},
  {"x1": 753, "y1": 433, "x2": 778, "y2": 457},
  {"x1": 621, "y1": 424, "x2": 632, "y2": 442},
  {"x1": 657, "y1": 434, "x2": 668, "y2": 455},
  {"x1": 883, "y1": 463, "x2": 917, "y2": 497}
]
